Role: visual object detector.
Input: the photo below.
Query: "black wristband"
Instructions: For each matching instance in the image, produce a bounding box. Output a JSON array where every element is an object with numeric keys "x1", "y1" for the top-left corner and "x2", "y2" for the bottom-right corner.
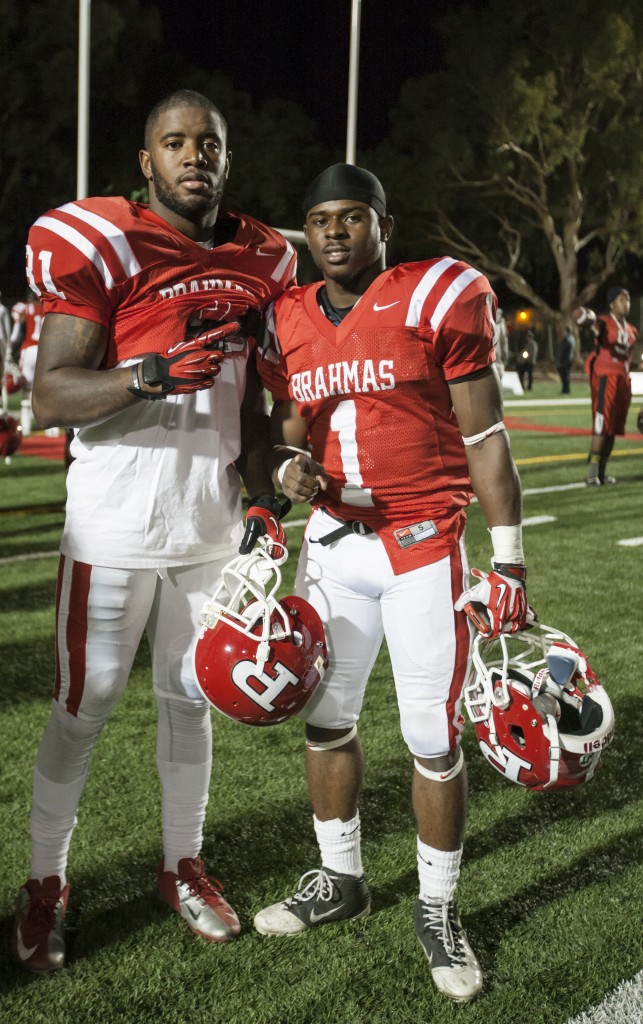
[{"x1": 127, "y1": 361, "x2": 166, "y2": 401}]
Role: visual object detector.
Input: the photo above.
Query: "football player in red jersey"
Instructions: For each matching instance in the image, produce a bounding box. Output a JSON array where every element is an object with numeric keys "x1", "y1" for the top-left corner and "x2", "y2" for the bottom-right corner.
[
  {"x1": 251, "y1": 164, "x2": 529, "y2": 1003},
  {"x1": 9, "y1": 290, "x2": 44, "y2": 435},
  {"x1": 12, "y1": 90, "x2": 296, "y2": 973},
  {"x1": 584, "y1": 286, "x2": 637, "y2": 485}
]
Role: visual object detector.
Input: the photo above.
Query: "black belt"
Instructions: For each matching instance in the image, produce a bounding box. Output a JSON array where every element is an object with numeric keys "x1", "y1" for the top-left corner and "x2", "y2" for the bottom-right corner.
[{"x1": 315, "y1": 514, "x2": 374, "y2": 547}]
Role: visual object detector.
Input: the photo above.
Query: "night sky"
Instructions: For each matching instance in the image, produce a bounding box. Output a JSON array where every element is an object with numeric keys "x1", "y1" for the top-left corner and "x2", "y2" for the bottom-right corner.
[{"x1": 150, "y1": 0, "x2": 454, "y2": 150}]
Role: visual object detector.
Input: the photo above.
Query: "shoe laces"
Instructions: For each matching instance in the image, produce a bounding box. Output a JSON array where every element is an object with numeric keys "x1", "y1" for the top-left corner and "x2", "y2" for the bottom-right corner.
[
  {"x1": 27, "y1": 893, "x2": 62, "y2": 933},
  {"x1": 286, "y1": 869, "x2": 336, "y2": 908},
  {"x1": 421, "y1": 899, "x2": 467, "y2": 964},
  {"x1": 180, "y1": 863, "x2": 225, "y2": 906}
]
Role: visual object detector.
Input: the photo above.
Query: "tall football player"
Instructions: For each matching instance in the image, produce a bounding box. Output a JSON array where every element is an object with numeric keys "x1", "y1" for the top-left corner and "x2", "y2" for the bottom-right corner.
[
  {"x1": 12, "y1": 90, "x2": 296, "y2": 973},
  {"x1": 251, "y1": 164, "x2": 529, "y2": 1004},
  {"x1": 584, "y1": 285, "x2": 637, "y2": 485}
]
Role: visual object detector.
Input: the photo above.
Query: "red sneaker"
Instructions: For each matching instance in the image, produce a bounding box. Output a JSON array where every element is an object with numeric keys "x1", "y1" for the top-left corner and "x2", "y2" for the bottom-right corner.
[
  {"x1": 12, "y1": 876, "x2": 69, "y2": 973},
  {"x1": 157, "y1": 857, "x2": 241, "y2": 942}
]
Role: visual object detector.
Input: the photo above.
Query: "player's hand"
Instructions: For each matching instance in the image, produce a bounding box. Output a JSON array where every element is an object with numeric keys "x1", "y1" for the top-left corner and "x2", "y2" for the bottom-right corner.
[
  {"x1": 239, "y1": 495, "x2": 292, "y2": 559},
  {"x1": 454, "y1": 563, "x2": 528, "y2": 638},
  {"x1": 130, "y1": 321, "x2": 241, "y2": 399},
  {"x1": 279, "y1": 453, "x2": 329, "y2": 504}
]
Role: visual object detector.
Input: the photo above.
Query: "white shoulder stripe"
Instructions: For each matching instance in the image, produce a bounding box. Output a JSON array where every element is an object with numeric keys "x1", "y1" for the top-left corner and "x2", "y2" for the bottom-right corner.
[
  {"x1": 271, "y1": 239, "x2": 296, "y2": 282},
  {"x1": 404, "y1": 258, "x2": 482, "y2": 331},
  {"x1": 59, "y1": 203, "x2": 142, "y2": 278},
  {"x1": 405, "y1": 257, "x2": 457, "y2": 327},
  {"x1": 430, "y1": 266, "x2": 481, "y2": 331},
  {"x1": 34, "y1": 215, "x2": 115, "y2": 290}
]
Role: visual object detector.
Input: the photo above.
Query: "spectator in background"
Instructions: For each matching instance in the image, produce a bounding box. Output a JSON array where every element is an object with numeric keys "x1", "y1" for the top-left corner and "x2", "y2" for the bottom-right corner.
[
  {"x1": 556, "y1": 326, "x2": 576, "y2": 395},
  {"x1": 492, "y1": 307, "x2": 509, "y2": 378},
  {"x1": 516, "y1": 330, "x2": 538, "y2": 391}
]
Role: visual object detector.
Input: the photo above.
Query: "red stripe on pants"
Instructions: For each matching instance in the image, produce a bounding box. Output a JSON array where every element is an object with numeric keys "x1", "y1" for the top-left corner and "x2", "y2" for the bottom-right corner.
[
  {"x1": 53, "y1": 555, "x2": 66, "y2": 702},
  {"x1": 446, "y1": 543, "x2": 470, "y2": 750},
  {"x1": 64, "y1": 559, "x2": 93, "y2": 717}
]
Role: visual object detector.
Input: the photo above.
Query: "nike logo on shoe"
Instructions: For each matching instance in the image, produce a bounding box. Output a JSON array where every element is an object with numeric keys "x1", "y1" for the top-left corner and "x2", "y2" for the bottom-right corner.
[
  {"x1": 373, "y1": 301, "x2": 400, "y2": 311},
  {"x1": 15, "y1": 925, "x2": 38, "y2": 961},
  {"x1": 309, "y1": 906, "x2": 343, "y2": 924}
]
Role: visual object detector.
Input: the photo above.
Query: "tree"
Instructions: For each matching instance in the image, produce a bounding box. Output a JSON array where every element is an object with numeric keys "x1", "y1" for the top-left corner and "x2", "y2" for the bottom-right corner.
[{"x1": 376, "y1": 0, "x2": 643, "y2": 336}]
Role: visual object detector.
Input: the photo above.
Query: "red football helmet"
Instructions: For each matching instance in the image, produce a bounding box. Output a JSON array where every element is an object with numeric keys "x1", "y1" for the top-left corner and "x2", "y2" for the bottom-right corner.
[
  {"x1": 464, "y1": 623, "x2": 614, "y2": 790},
  {"x1": 193, "y1": 543, "x2": 328, "y2": 726},
  {"x1": 0, "y1": 414, "x2": 22, "y2": 458}
]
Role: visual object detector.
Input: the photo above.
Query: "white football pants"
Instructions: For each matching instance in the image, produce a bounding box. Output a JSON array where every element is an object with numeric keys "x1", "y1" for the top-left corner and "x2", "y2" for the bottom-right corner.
[
  {"x1": 295, "y1": 508, "x2": 471, "y2": 759},
  {"x1": 29, "y1": 554, "x2": 230, "y2": 881}
]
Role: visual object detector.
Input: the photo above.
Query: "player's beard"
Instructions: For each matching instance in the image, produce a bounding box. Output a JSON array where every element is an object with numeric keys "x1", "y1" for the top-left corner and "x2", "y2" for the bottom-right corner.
[{"x1": 150, "y1": 161, "x2": 226, "y2": 223}]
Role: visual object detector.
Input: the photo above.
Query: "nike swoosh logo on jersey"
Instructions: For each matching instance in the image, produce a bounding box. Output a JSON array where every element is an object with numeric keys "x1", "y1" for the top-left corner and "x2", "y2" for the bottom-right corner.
[
  {"x1": 15, "y1": 924, "x2": 39, "y2": 961},
  {"x1": 309, "y1": 906, "x2": 343, "y2": 924},
  {"x1": 256, "y1": 247, "x2": 272, "y2": 256},
  {"x1": 373, "y1": 301, "x2": 400, "y2": 311}
]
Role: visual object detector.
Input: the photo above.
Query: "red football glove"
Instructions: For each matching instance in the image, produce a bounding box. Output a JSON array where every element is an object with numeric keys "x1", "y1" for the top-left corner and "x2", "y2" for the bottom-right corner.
[
  {"x1": 239, "y1": 495, "x2": 291, "y2": 560},
  {"x1": 129, "y1": 321, "x2": 241, "y2": 400},
  {"x1": 454, "y1": 563, "x2": 528, "y2": 639}
]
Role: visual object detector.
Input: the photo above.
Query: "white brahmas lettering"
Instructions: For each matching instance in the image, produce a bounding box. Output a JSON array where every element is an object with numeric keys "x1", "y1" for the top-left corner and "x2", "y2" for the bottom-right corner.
[
  {"x1": 158, "y1": 278, "x2": 253, "y2": 300},
  {"x1": 291, "y1": 359, "x2": 396, "y2": 403}
]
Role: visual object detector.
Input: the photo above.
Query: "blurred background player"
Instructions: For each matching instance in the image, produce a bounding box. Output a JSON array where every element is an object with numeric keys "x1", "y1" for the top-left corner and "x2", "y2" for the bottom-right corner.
[
  {"x1": 12, "y1": 89, "x2": 295, "y2": 974},
  {"x1": 253, "y1": 163, "x2": 529, "y2": 1004},
  {"x1": 516, "y1": 328, "x2": 538, "y2": 391},
  {"x1": 492, "y1": 306, "x2": 509, "y2": 378},
  {"x1": 10, "y1": 289, "x2": 44, "y2": 435},
  {"x1": 584, "y1": 286, "x2": 637, "y2": 485},
  {"x1": 556, "y1": 324, "x2": 576, "y2": 395},
  {"x1": 0, "y1": 289, "x2": 11, "y2": 409}
]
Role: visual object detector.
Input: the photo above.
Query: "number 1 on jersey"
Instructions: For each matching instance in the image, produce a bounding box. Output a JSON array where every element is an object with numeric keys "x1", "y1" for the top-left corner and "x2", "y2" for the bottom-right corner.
[{"x1": 329, "y1": 400, "x2": 374, "y2": 507}]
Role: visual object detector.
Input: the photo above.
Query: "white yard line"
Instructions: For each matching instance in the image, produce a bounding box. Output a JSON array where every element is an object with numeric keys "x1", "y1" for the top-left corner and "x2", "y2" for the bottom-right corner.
[
  {"x1": 504, "y1": 398, "x2": 591, "y2": 407},
  {"x1": 617, "y1": 537, "x2": 643, "y2": 547},
  {"x1": 563, "y1": 972, "x2": 643, "y2": 1024}
]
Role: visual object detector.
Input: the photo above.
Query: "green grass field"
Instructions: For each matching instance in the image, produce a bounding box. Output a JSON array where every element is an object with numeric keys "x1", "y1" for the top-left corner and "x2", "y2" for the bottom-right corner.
[{"x1": 1, "y1": 378, "x2": 642, "y2": 1024}]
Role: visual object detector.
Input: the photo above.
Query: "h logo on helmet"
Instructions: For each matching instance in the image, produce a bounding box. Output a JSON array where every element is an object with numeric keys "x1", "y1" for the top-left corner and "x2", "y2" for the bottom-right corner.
[
  {"x1": 478, "y1": 739, "x2": 533, "y2": 785},
  {"x1": 231, "y1": 659, "x2": 300, "y2": 713}
]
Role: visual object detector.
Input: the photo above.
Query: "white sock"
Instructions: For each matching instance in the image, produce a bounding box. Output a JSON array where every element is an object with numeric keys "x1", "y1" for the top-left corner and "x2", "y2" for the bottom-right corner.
[
  {"x1": 313, "y1": 813, "x2": 363, "y2": 877},
  {"x1": 29, "y1": 705, "x2": 103, "y2": 885},
  {"x1": 30, "y1": 768, "x2": 87, "y2": 886},
  {"x1": 155, "y1": 695, "x2": 212, "y2": 874},
  {"x1": 417, "y1": 838, "x2": 462, "y2": 903},
  {"x1": 157, "y1": 759, "x2": 211, "y2": 874}
]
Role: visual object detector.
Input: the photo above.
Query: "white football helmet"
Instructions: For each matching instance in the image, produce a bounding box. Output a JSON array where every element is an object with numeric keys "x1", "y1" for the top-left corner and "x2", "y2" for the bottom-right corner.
[
  {"x1": 193, "y1": 541, "x2": 328, "y2": 726},
  {"x1": 464, "y1": 623, "x2": 614, "y2": 790}
]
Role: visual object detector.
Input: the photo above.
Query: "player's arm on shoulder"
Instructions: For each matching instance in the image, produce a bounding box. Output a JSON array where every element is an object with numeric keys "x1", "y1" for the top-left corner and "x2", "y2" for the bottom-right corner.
[
  {"x1": 269, "y1": 399, "x2": 328, "y2": 503},
  {"x1": 32, "y1": 313, "x2": 153, "y2": 428}
]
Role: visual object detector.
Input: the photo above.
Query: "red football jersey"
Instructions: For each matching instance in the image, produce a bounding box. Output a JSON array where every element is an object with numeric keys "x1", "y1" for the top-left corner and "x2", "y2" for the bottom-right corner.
[
  {"x1": 592, "y1": 314, "x2": 637, "y2": 378},
  {"x1": 11, "y1": 299, "x2": 44, "y2": 349},
  {"x1": 26, "y1": 198, "x2": 296, "y2": 366},
  {"x1": 260, "y1": 257, "x2": 496, "y2": 573}
]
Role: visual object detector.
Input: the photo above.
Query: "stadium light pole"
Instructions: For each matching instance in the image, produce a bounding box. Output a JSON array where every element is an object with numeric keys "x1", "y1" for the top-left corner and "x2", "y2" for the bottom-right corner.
[
  {"x1": 345, "y1": 0, "x2": 362, "y2": 165},
  {"x1": 77, "y1": 0, "x2": 91, "y2": 200},
  {"x1": 280, "y1": 0, "x2": 361, "y2": 244}
]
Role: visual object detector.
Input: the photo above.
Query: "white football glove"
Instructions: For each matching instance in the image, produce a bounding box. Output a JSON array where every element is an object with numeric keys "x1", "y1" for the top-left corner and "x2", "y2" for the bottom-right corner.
[{"x1": 454, "y1": 563, "x2": 530, "y2": 639}]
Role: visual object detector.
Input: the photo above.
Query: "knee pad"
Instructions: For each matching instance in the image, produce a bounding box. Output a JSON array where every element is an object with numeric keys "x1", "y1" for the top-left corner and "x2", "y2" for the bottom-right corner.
[
  {"x1": 414, "y1": 747, "x2": 464, "y2": 782},
  {"x1": 306, "y1": 724, "x2": 357, "y2": 752}
]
